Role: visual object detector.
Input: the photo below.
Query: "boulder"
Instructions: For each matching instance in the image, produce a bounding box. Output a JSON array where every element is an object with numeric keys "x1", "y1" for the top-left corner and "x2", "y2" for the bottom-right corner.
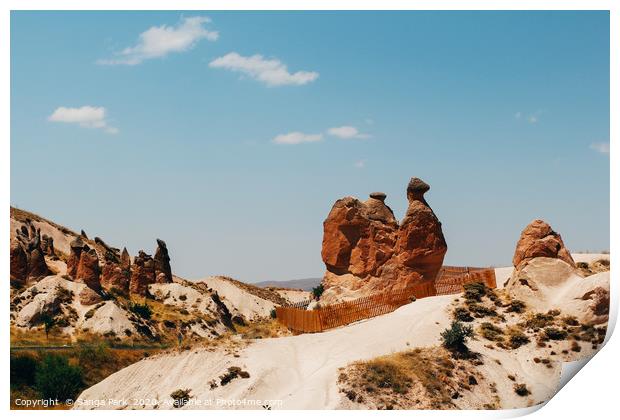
[
  {"x1": 153, "y1": 239, "x2": 173, "y2": 284},
  {"x1": 512, "y1": 219, "x2": 575, "y2": 268}
]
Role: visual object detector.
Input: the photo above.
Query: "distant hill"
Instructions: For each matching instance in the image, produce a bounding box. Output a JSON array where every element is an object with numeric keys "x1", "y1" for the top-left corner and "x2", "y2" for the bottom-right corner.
[{"x1": 255, "y1": 277, "x2": 322, "y2": 291}]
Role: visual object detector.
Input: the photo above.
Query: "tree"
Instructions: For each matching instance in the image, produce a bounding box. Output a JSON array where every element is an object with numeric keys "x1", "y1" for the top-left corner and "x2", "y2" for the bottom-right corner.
[{"x1": 40, "y1": 313, "x2": 56, "y2": 343}]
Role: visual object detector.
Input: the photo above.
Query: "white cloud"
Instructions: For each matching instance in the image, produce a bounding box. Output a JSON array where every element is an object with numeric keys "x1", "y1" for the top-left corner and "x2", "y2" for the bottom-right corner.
[
  {"x1": 327, "y1": 126, "x2": 370, "y2": 139},
  {"x1": 272, "y1": 131, "x2": 323, "y2": 145},
  {"x1": 209, "y1": 52, "x2": 318, "y2": 87},
  {"x1": 514, "y1": 112, "x2": 522, "y2": 119},
  {"x1": 98, "y1": 16, "x2": 218, "y2": 65},
  {"x1": 354, "y1": 159, "x2": 366, "y2": 168},
  {"x1": 590, "y1": 142, "x2": 610, "y2": 155},
  {"x1": 48, "y1": 106, "x2": 118, "y2": 134}
]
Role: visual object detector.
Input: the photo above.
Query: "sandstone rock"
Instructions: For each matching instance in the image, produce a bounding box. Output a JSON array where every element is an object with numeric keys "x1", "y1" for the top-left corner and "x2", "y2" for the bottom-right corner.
[
  {"x1": 10, "y1": 240, "x2": 29, "y2": 286},
  {"x1": 321, "y1": 195, "x2": 397, "y2": 278},
  {"x1": 41, "y1": 234, "x2": 55, "y2": 257},
  {"x1": 512, "y1": 219, "x2": 575, "y2": 268},
  {"x1": 79, "y1": 287, "x2": 103, "y2": 306},
  {"x1": 154, "y1": 239, "x2": 173, "y2": 284},
  {"x1": 320, "y1": 177, "x2": 447, "y2": 303},
  {"x1": 67, "y1": 237, "x2": 85, "y2": 278},
  {"x1": 395, "y1": 177, "x2": 447, "y2": 283},
  {"x1": 10, "y1": 220, "x2": 51, "y2": 285},
  {"x1": 120, "y1": 247, "x2": 131, "y2": 270},
  {"x1": 130, "y1": 251, "x2": 155, "y2": 296},
  {"x1": 75, "y1": 247, "x2": 101, "y2": 291},
  {"x1": 100, "y1": 262, "x2": 130, "y2": 294},
  {"x1": 505, "y1": 257, "x2": 609, "y2": 325}
]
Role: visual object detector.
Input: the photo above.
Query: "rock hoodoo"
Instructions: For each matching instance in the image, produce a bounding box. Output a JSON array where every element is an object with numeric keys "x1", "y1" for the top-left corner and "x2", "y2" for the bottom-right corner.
[
  {"x1": 512, "y1": 219, "x2": 575, "y2": 269},
  {"x1": 130, "y1": 251, "x2": 156, "y2": 296},
  {"x1": 10, "y1": 220, "x2": 50, "y2": 286},
  {"x1": 75, "y1": 247, "x2": 101, "y2": 292},
  {"x1": 320, "y1": 177, "x2": 447, "y2": 303},
  {"x1": 154, "y1": 239, "x2": 173, "y2": 284}
]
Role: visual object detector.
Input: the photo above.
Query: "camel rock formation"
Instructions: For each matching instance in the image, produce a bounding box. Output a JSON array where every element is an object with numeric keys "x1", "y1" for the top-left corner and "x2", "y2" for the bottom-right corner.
[{"x1": 320, "y1": 177, "x2": 447, "y2": 303}]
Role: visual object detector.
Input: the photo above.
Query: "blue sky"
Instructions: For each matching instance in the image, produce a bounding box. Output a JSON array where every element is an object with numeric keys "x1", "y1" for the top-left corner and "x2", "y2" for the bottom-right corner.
[{"x1": 10, "y1": 11, "x2": 610, "y2": 282}]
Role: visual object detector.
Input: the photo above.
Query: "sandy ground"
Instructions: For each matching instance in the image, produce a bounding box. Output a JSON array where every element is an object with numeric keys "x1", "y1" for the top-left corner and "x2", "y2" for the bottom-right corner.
[
  {"x1": 74, "y1": 293, "x2": 454, "y2": 409},
  {"x1": 67, "y1": 254, "x2": 610, "y2": 410}
]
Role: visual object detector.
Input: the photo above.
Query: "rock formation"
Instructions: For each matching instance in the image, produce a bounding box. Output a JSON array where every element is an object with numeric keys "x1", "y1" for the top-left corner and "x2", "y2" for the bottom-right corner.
[
  {"x1": 154, "y1": 239, "x2": 173, "y2": 284},
  {"x1": 67, "y1": 237, "x2": 86, "y2": 279},
  {"x1": 10, "y1": 220, "x2": 50, "y2": 286},
  {"x1": 130, "y1": 251, "x2": 156, "y2": 296},
  {"x1": 75, "y1": 247, "x2": 101, "y2": 292},
  {"x1": 320, "y1": 177, "x2": 447, "y2": 303},
  {"x1": 395, "y1": 177, "x2": 448, "y2": 282},
  {"x1": 79, "y1": 287, "x2": 103, "y2": 306},
  {"x1": 512, "y1": 219, "x2": 575, "y2": 269}
]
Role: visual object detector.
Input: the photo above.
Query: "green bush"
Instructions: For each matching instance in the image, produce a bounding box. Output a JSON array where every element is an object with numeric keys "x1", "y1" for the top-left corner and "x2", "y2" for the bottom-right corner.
[
  {"x1": 312, "y1": 284, "x2": 325, "y2": 300},
  {"x1": 129, "y1": 302, "x2": 152, "y2": 319},
  {"x1": 270, "y1": 308, "x2": 277, "y2": 319},
  {"x1": 441, "y1": 321, "x2": 473, "y2": 351},
  {"x1": 35, "y1": 354, "x2": 83, "y2": 400},
  {"x1": 11, "y1": 354, "x2": 39, "y2": 387}
]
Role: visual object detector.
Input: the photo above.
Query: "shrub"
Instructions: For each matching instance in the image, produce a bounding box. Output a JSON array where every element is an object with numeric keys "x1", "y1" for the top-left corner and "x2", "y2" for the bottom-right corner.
[
  {"x1": 479, "y1": 322, "x2": 504, "y2": 342},
  {"x1": 544, "y1": 327, "x2": 568, "y2": 341},
  {"x1": 129, "y1": 302, "x2": 152, "y2": 319},
  {"x1": 508, "y1": 329, "x2": 530, "y2": 349},
  {"x1": 219, "y1": 366, "x2": 250, "y2": 386},
  {"x1": 463, "y1": 282, "x2": 487, "y2": 302},
  {"x1": 467, "y1": 302, "x2": 497, "y2": 318},
  {"x1": 270, "y1": 308, "x2": 277, "y2": 319},
  {"x1": 179, "y1": 308, "x2": 189, "y2": 315},
  {"x1": 362, "y1": 360, "x2": 411, "y2": 394},
  {"x1": 35, "y1": 354, "x2": 83, "y2": 400},
  {"x1": 312, "y1": 284, "x2": 325, "y2": 300},
  {"x1": 179, "y1": 294, "x2": 187, "y2": 301},
  {"x1": 525, "y1": 312, "x2": 555, "y2": 330},
  {"x1": 11, "y1": 354, "x2": 39, "y2": 387},
  {"x1": 170, "y1": 388, "x2": 192, "y2": 408},
  {"x1": 441, "y1": 321, "x2": 473, "y2": 351},
  {"x1": 513, "y1": 383, "x2": 530, "y2": 396},
  {"x1": 506, "y1": 300, "x2": 526, "y2": 313},
  {"x1": 453, "y1": 307, "x2": 473, "y2": 322}
]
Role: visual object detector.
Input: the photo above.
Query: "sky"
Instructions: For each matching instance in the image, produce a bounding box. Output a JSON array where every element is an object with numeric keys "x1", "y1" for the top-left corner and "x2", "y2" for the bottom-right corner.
[{"x1": 10, "y1": 11, "x2": 610, "y2": 283}]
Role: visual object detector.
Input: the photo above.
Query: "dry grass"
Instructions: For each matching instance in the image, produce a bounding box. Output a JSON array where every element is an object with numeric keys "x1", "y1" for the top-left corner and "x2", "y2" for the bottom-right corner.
[
  {"x1": 338, "y1": 346, "x2": 484, "y2": 409},
  {"x1": 236, "y1": 319, "x2": 291, "y2": 340}
]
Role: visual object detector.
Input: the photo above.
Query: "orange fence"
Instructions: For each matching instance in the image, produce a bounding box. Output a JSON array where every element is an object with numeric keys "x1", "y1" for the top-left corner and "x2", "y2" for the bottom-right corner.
[{"x1": 276, "y1": 266, "x2": 496, "y2": 333}]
